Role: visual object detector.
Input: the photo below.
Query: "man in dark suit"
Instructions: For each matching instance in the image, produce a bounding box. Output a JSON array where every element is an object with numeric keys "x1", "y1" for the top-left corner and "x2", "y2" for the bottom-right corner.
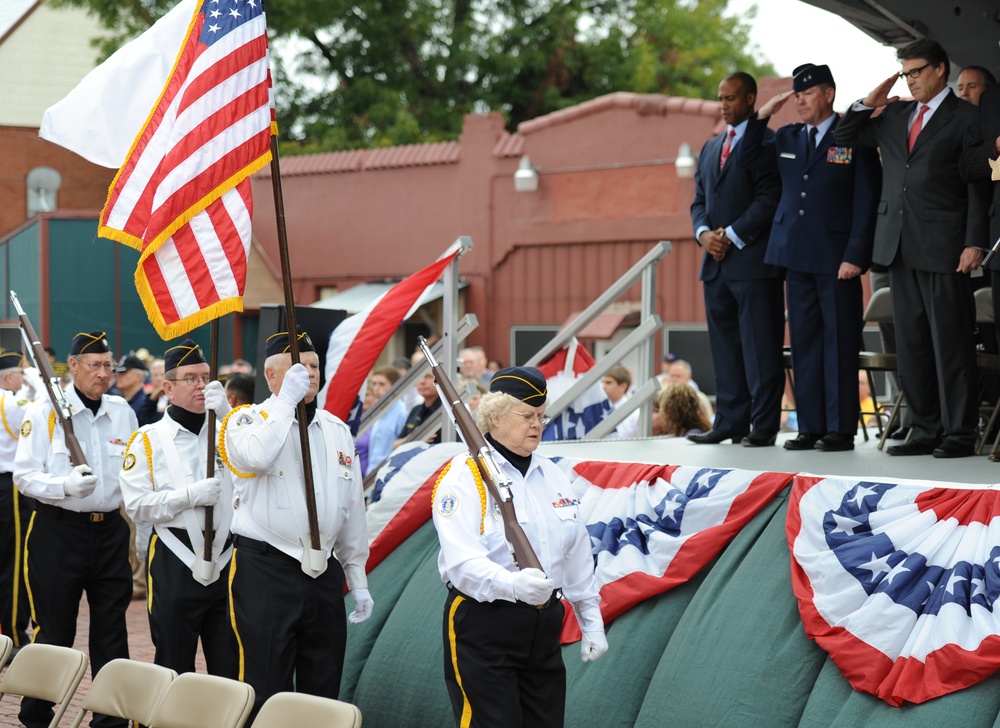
[
  {"x1": 835, "y1": 38, "x2": 989, "y2": 457},
  {"x1": 960, "y1": 81, "x2": 1000, "y2": 459},
  {"x1": 688, "y1": 72, "x2": 784, "y2": 447},
  {"x1": 743, "y1": 64, "x2": 881, "y2": 452}
]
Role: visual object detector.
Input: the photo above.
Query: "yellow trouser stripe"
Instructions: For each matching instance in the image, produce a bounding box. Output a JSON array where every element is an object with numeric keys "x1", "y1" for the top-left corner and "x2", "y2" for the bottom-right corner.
[
  {"x1": 146, "y1": 535, "x2": 157, "y2": 613},
  {"x1": 22, "y1": 511, "x2": 39, "y2": 642},
  {"x1": 448, "y1": 595, "x2": 473, "y2": 728},
  {"x1": 227, "y1": 548, "x2": 246, "y2": 681}
]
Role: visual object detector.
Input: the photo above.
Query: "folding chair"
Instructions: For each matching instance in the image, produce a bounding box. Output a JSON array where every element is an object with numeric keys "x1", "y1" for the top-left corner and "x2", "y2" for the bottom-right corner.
[
  {"x1": 0, "y1": 643, "x2": 89, "y2": 728},
  {"x1": 147, "y1": 672, "x2": 255, "y2": 728},
  {"x1": 974, "y1": 287, "x2": 1000, "y2": 454},
  {"x1": 68, "y1": 658, "x2": 177, "y2": 728},
  {"x1": 0, "y1": 634, "x2": 11, "y2": 668},
  {"x1": 859, "y1": 287, "x2": 904, "y2": 449},
  {"x1": 254, "y1": 692, "x2": 363, "y2": 728}
]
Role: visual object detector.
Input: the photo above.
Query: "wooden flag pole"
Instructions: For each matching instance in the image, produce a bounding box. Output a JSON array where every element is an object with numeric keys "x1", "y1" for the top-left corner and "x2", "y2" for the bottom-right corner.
[
  {"x1": 268, "y1": 135, "x2": 321, "y2": 551},
  {"x1": 203, "y1": 318, "x2": 219, "y2": 561}
]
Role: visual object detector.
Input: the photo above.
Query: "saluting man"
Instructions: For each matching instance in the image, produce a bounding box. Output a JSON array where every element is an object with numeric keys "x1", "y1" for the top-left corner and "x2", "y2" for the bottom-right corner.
[
  {"x1": 0, "y1": 351, "x2": 41, "y2": 652},
  {"x1": 119, "y1": 339, "x2": 237, "y2": 677},
  {"x1": 219, "y1": 327, "x2": 372, "y2": 723},
  {"x1": 14, "y1": 331, "x2": 137, "y2": 728},
  {"x1": 432, "y1": 367, "x2": 607, "y2": 728}
]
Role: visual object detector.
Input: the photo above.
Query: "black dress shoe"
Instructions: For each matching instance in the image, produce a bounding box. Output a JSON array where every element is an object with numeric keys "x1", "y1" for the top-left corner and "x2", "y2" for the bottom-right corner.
[
  {"x1": 688, "y1": 430, "x2": 746, "y2": 445},
  {"x1": 742, "y1": 430, "x2": 777, "y2": 447},
  {"x1": 815, "y1": 432, "x2": 854, "y2": 452},
  {"x1": 886, "y1": 440, "x2": 936, "y2": 456},
  {"x1": 783, "y1": 433, "x2": 820, "y2": 451},
  {"x1": 932, "y1": 441, "x2": 975, "y2": 459}
]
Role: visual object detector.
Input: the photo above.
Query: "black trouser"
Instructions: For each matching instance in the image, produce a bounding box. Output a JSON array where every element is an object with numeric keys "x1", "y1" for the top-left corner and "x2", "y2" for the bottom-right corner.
[
  {"x1": 443, "y1": 588, "x2": 566, "y2": 728},
  {"x1": 21, "y1": 504, "x2": 131, "y2": 728},
  {"x1": 229, "y1": 535, "x2": 347, "y2": 727},
  {"x1": 146, "y1": 530, "x2": 237, "y2": 678},
  {"x1": 0, "y1": 472, "x2": 33, "y2": 647}
]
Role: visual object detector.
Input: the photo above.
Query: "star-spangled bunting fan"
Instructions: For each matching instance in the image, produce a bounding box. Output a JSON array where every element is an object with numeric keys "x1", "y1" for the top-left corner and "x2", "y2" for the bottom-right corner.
[
  {"x1": 789, "y1": 475, "x2": 1000, "y2": 706},
  {"x1": 537, "y1": 340, "x2": 612, "y2": 441},
  {"x1": 40, "y1": 0, "x2": 274, "y2": 339},
  {"x1": 364, "y1": 445, "x2": 792, "y2": 642}
]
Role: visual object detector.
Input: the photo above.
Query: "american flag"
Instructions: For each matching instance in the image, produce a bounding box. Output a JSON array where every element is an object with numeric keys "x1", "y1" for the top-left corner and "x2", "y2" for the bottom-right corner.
[
  {"x1": 789, "y1": 475, "x2": 1000, "y2": 706},
  {"x1": 538, "y1": 340, "x2": 612, "y2": 441},
  {"x1": 97, "y1": 0, "x2": 274, "y2": 338}
]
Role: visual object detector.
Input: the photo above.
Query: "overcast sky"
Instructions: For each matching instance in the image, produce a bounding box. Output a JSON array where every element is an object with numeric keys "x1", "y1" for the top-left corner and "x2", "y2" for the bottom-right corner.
[{"x1": 728, "y1": 0, "x2": 903, "y2": 111}]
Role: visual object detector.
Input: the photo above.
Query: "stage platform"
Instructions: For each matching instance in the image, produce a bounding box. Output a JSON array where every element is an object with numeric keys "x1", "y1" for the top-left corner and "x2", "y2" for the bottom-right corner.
[{"x1": 539, "y1": 430, "x2": 1000, "y2": 485}]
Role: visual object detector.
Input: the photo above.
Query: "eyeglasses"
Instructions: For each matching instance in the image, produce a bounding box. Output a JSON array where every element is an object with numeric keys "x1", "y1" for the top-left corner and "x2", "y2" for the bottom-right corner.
[
  {"x1": 167, "y1": 375, "x2": 212, "y2": 387},
  {"x1": 81, "y1": 362, "x2": 114, "y2": 372},
  {"x1": 510, "y1": 411, "x2": 551, "y2": 426},
  {"x1": 899, "y1": 63, "x2": 930, "y2": 80}
]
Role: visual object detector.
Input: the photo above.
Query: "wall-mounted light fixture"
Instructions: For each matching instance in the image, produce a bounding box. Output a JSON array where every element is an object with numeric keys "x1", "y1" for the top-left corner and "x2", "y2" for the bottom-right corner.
[
  {"x1": 514, "y1": 155, "x2": 539, "y2": 192},
  {"x1": 675, "y1": 143, "x2": 696, "y2": 179}
]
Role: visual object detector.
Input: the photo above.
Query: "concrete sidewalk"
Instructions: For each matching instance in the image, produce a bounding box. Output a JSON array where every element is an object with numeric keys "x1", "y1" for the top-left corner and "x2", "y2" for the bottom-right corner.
[{"x1": 0, "y1": 596, "x2": 206, "y2": 726}]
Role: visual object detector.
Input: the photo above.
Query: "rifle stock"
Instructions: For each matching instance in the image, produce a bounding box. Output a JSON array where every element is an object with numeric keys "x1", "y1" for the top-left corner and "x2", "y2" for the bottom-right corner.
[
  {"x1": 418, "y1": 337, "x2": 542, "y2": 572},
  {"x1": 9, "y1": 291, "x2": 88, "y2": 468}
]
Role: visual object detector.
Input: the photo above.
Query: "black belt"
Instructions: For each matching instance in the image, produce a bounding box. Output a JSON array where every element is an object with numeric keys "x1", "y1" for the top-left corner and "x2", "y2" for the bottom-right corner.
[
  {"x1": 232, "y1": 534, "x2": 289, "y2": 558},
  {"x1": 448, "y1": 584, "x2": 559, "y2": 610},
  {"x1": 36, "y1": 502, "x2": 118, "y2": 524}
]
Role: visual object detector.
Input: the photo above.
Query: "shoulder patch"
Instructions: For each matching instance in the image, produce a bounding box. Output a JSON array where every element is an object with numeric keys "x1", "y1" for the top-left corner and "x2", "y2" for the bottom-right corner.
[
  {"x1": 16, "y1": 399, "x2": 28, "y2": 407},
  {"x1": 122, "y1": 453, "x2": 136, "y2": 471},
  {"x1": 19, "y1": 420, "x2": 31, "y2": 437},
  {"x1": 438, "y1": 492, "x2": 459, "y2": 517},
  {"x1": 235, "y1": 412, "x2": 254, "y2": 427}
]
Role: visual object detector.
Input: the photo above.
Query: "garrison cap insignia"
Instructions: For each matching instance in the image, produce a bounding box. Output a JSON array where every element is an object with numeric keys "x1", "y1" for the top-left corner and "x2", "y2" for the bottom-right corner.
[
  {"x1": 122, "y1": 453, "x2": 136, "y2": 471},
  {"x1": 438, "y1": 492, "x2": 459, "y2": 516},
  {"x1": 19, "y1": 420, "x2": 30, "y2": 437}
]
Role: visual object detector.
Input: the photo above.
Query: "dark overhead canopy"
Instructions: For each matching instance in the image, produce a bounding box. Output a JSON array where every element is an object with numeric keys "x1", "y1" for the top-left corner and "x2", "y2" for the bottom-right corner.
[{"x1": 804, "y1": 0, "x2": 1000, "y2": 77}]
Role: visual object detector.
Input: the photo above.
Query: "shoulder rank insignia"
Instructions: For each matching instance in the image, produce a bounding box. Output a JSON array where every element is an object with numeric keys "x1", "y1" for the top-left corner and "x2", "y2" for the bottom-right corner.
[
  {"x1": 826, "y1": 146, "x2": 853, "y2": 164},
  {"x1": 338, "y1": 451, "x2": 353, "y2": 467},
  {"x1": 122, "y1": 453, "x2": 136, "y2": 471},
  {"x1": 438, "y1": 492, "x2": 459, "y2": 516},
  {"x1": 19, "y1": 420, "x2": 31, "y2": 437}
]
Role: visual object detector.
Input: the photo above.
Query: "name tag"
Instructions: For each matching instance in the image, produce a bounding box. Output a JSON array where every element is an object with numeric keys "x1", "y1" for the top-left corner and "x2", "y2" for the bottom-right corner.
[
  {"x1": 826, "y1": 146, "x2": 853, "y2": 164},
  {"x1": 780, "y1": 152, "x2": 797, "y2": 159}
]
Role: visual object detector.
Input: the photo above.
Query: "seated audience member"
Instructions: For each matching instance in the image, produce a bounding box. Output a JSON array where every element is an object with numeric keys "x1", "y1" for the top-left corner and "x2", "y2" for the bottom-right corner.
[
  {"x1": 394, "y1": 370, "x2": 442, "y2": 448},
  {"x1": 658, "y1": 383, "x2": 712, "y2": 437},
  {"x1": 225, "y1": 372, "x2": 256, "y2": 407},
  {"x1": 356, "y1": 382, "x2": 377, "y2": 475},
  {"x1": 366, "y1": 366, "x2": 410, "y2": 473},
  {"x1": 601, "y1": 364, "x2": 640, "y2": 439},
  {"x1": 461, "y1": 378, "x2": 489, "y2": 415},
  {"x1": 664, "y1": 359, "x2": 714, "y2": 425},
  {"x1": 229, "y1": 358, "x2": 255, "y2": 375},
  {"x1": 487, "y1": 358, "x2": 504, "y2": 374}
]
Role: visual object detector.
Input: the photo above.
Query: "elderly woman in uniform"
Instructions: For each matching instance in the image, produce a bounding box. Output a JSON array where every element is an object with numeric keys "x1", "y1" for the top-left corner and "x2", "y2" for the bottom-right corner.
[{"x1": 432, "y1": 366, "x2": 608, "y2": 728}]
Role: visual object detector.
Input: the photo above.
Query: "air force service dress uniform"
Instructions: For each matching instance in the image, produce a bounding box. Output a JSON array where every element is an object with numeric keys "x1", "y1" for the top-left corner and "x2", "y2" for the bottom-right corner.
[
  {"x1": 119, "y1": 340, "x2": 237, "y2": 678},
  {"x1": 432, "y1": 368, "x2": 603, "y2": 728},
  {"x1": 220, "y1": 330, "x2": 369, "y2": 717},
  {"x1": 0, "y1": 351, "x2": 34, "y2": 649},
  {"x1": 14, "y1": 332, "x2": 137, "y2": 728}
]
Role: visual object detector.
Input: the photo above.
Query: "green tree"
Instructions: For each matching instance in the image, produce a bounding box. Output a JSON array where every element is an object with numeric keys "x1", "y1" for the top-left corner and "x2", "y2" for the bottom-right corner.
[{"x1": 50, "y1": 0, "x2": 774, "y2": 153}]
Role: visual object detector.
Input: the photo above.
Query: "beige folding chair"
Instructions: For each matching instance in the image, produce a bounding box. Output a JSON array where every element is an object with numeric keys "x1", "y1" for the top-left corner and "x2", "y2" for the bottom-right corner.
[
  {"x1": 147, "y1": 672, "x2": 255, "y2": 728},
  {"x1": 254, "y1": 692, "x2": 362, "y2": 728},
  {"x1": 859, "y1": 287, "x2": 904, "y2": 449},
  {"x1": 68, "y1": 658, "x2": 177, "y2": 728},
  {"x1": 0, "y1": 643, "x2": 89, "y2": 728},
  {"x1": 0, "y1": 634, "x2": 12, "y2": 668}
]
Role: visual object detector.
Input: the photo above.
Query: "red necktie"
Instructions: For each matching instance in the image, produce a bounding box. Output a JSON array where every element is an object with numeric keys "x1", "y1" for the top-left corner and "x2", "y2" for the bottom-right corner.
[
  {"x1": 719, "y1": 128, "x2": 736, "y2": 171},
  {"x1": 907, "y1": 104, "x2": 929, "y2": 153}
]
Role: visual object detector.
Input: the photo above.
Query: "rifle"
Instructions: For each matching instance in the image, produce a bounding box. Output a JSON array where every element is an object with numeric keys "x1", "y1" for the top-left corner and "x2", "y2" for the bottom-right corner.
[
  {"x1": 10, "y1": 291, "x2": 88, "y2": 467},
  {"x1": 418, "y1": 337, "x2": 543, "y2": 572}
]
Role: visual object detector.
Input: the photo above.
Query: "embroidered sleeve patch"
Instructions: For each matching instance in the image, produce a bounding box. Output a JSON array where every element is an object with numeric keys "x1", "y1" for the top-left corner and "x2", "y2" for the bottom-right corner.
[
  {"x1": 19, "y1": 421, "x2": 31, "y2": 437},
  {"x1": 438, "y1": 492, "x2": 459, "y2": 516},
  {"x1": 235, "y1": 413, "x2": 253, "y2": 427},
  {"x1": 122, "y1": 453, "x2": 136, "y2": 471}
]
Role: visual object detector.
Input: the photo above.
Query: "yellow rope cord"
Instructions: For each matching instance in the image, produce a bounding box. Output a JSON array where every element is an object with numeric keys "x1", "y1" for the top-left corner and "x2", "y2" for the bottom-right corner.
[{"x1": 217, "y1": 405, "x2": 257, "y2": 478}]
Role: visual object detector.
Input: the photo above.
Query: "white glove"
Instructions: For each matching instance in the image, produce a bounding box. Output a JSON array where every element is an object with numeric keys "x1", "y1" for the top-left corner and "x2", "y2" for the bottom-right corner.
[
  {"x1": 276, "y1": 363, "x2": 310, "y2": 406},
  {"x1": 348, "y1": 588, "x2": 374, "y2": 624},
  {"x1": 185, "y1": 477, "x2": 221, "y2": 507},
  {"x1": 63, "y1": 464, "x2": 98, "y2": 498},
  {"x1": 203, "y1": 380, "x2": 231, "y2": 418},
  {"x1": 511, "y1": 568, "x2": 555, "y2": 606},
  {"x1": 580, "y1": 630, "x2": 608, "y2": 663},
  {"x1": 21, "y1": 367, "x2": 44, "y2": 400}
]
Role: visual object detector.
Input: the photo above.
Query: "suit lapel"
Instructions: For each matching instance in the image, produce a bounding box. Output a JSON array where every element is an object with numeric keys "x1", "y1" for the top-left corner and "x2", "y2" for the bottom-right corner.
[
  {"x1": 805, "y1": 115, "x2": 839, "y2": 169},
  {"x1": 712, "y1": 132, "x2": 730, "y2": 186},
  {"x1": 910, "y1": 93, "x2": 955, "y2": 156}
]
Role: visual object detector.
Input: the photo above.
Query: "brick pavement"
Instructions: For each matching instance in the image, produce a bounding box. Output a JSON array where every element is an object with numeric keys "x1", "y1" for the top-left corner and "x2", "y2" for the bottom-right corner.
[{"x1": 0, "y1": 595, "x2": 206, "y2": 726}]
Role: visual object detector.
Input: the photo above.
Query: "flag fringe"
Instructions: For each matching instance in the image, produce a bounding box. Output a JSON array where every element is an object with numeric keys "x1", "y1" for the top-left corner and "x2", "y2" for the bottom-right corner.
[{"x1": 135, "y1": 265, "x2": 244, "y2": 340}]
